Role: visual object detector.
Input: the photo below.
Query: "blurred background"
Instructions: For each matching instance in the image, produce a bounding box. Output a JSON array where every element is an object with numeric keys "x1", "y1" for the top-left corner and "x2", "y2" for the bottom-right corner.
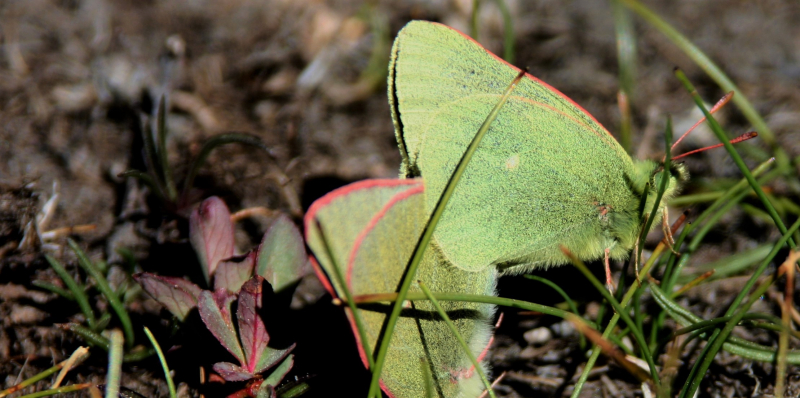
[{"x1": 1, "y1": 0, "x2": 799, "y2": 396}]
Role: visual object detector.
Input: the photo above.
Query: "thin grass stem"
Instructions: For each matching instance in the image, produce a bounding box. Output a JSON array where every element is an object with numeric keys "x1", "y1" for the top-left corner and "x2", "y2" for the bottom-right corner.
[
  {"x1": 418, "y1": 281, "x2": 495, "y2": 398},
  {"x1": 69, "y1": 239, "x2": 134, "y2": 347},
  {"x1": 367, "y1": 71, "x2": 527, "y2": 397},
  {"x1": 144, "y1": 327, "x2": 177, "y2": 398},
  {"x1": 44, "y1": 255, "x2": 96, "y2": 329}
]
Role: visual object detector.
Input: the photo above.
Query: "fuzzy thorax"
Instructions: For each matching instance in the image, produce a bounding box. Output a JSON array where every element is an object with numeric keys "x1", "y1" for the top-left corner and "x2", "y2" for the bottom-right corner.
[{"x1": 606, "y1": 159, "x2": 688, "y2": 262}]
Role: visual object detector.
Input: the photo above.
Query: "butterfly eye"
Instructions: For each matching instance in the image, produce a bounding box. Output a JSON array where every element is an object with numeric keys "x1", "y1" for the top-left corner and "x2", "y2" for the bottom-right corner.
[{"x1": 670, "y1": 162, "x2": 690, "y2": 182}]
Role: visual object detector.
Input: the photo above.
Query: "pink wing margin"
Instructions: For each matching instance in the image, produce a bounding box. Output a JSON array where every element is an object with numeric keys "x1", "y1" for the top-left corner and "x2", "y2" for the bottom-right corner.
[
  {"x1": 305, "y1": 179, "x2": 420, "y2": 298},
  {"x1": 303, "y1": 178, "x2": 425, "y2": 398},
  {"x1": 428, "y1": 21, "x2": 615, "y2": 142}
]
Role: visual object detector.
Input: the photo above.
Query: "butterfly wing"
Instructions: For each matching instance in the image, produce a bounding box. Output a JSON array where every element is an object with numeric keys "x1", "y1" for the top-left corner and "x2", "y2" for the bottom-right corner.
[
  {"x1": 389, "y1": 21, "x2": 639, "y2": 273},
  {"x1": 305, "y1": 179, "x2": 497, "y2": 398}
]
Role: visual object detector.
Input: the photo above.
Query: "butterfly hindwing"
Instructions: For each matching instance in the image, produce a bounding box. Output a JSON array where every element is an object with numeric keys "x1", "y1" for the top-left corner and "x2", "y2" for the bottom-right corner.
[{"x1": 305, "y1": 179, "x2": 497, "y2": 398}]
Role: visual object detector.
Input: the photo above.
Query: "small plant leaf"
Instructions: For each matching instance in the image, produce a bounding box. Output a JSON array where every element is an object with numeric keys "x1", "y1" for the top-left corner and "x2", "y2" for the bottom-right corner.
[
  {"x1": 190, "y1": 196, "x2": 236, "y2": 284},
  {"x1": 238, "y1": 276, "x2": 270, "y2": 373},
  {"x1": 215, "y1": 252, "x2": 256, "y2": 293},
  {"x1": 134, "y1": 273, "x2": 202, "y2": 321},
  {"x1": 198, "y1": 289, "x2": 245, "y2": 364},
  {"x1": 261, "y1": 353, "x2": 294, "y2": 389},
  {"x1": 253, "y1": 344, "x2": 295, "y2": 376},
  {"x1": 212, "y1": 362, "x2": 254, "y2": 382},
  {"x1": 256, "y1": 214, "x2": 309, "y2": 293}
]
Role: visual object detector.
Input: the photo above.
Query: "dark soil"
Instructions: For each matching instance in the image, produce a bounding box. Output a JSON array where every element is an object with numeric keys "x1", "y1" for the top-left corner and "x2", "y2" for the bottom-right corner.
[{"x1": 2, "y1": 1, "x2": 799, "y2": 397}]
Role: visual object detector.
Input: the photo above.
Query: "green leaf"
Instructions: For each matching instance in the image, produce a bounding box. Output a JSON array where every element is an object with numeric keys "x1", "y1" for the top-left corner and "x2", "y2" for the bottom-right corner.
[
  {"x1": 256, "y1": 214, "x2": 309, "y2": 293},
  {"x1": 262, "y1": 354, "x2": 294, "y2": 389},
  {"x1": 198, "y1": 289, "x2": 244, "y2": 364}
]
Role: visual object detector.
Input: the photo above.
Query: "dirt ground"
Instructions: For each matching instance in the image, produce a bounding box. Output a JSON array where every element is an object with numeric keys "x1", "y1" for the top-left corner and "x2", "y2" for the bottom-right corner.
[{"x1": 1, "y1": 0, "x2": 799, "y2": 397}]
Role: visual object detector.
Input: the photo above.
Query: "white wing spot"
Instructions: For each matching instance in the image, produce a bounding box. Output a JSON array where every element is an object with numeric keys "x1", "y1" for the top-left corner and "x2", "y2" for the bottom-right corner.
[{"x1": 505, "y1": 154, "x2": 521, "y2": 171}]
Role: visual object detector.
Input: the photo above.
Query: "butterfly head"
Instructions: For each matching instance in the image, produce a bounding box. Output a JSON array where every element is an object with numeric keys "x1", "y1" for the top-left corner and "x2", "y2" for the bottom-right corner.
[{"x1": 643, "y1": 161, "x2": 689, "y2": 223}]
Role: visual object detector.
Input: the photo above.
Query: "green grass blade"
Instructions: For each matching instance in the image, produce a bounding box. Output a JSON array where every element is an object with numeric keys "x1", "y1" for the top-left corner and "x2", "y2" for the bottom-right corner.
[
  {"x1": 144, "y1": 327, "x2": 177, "y2": 398},
  {"x1": 525, "y1": 275, "x2": 585, "y2": 348},
  {"x1": 524, "y1": 275, "x2": 581, "y2": 317},
  {"x1": 668, "y1": 191, "x2": 725, "y2": 206},
  {"x1": 312, "y1": 219, "x2": 374, "y2": 368},
  {"x1": 619, "y1": 0, "x2": 779, "y2": 155},
  {"x1": 63, "y1": 323, "x2": 110, "y2": 349},
  {"x1": 0, "y1": 350, "x2": 90, "y2": 398},
  {"x1": 155, "y1": 96, "x2": 178, "y2": 202},
  {"x1": 565, "y1": 251, "x2": 660, "y2": 386},
  {"x1": 121, "y1": 347, "x2": 156, "y2": 363},
  {"x1": 673, "y1": 70, "x2": 795, "y2": 248},
  {"x1": 95, "y1": 313, "x2": 112, "y2": 332},
  {"x1": 44, "y1": 255, "x2": 96, "y2": 329},
  {"x1": 493, "y1": 0, "x2": 514, "y2": 63},
  {"x1": 105, "y1": 329, "x2": 123, "y2": 398},
  {"x1": 15, "y1": 383, "x2": 92, "y2": 398},
  {"x1": 68, "y1": 239, "x2": 135, "y2": 347},
  {"x1": 468, "y1": 0, "x2": 514, "y2": 63},
  {"x1": 139, "y1": 113, "x2": 168, "y2": 197},
  {"x1": 367, "y1": 70, "x2": 528, "y2": 397},
  {"x1": 470, "y1": 0, "x2": 480, "y2": 41},
  {"x1": 420, "y1": 357, "x2": 434, "y2": 398},
  {"x1": 662, "y1": 158, "x2": 775, "y2": 290},
  {"x1": 570, "y1": 243, "x2": 666, "y2": 398},
  {"x1": 676, "y1": 244, "x2": 772, "y2": 284},
  {"x1": 612, "y1": 0, "x2": 636, "y2": 153},
  {"x1": 117, "y1": 170, "x2": 167, "y2": 203},
  {"x1": 682, "y1": 270, "x2": 778, "y2": 397},
  {"x1": 31, "y1": 280, "x2": 74, "y2": 300},
  {"x1": 637, "y1": 117, "x2": 672, "y2": 265},
  {"x1": 352, "y1": 292, "x2": 591, "y2": 328},
  {"x1": 418, "y1": 281, "x2": 495, "y2": 398},
  {"x1": 680, "y1": 217, "x2": 800, "y2": 397},
  {"x1": 651, "y1": 284, "x2": 800, "y2": 362}
]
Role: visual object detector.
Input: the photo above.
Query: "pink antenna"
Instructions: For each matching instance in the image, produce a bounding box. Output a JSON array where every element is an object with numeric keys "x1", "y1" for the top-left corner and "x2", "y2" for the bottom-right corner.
[
  {"x1": 665, "y1": 91, "x2": 757, "y2": 161},
  {"x1": 671, "y1": 92, "x2": 734, "y2": 152},
  {"x1": 672, "y1": 131, "x2": 758, "y2": 161}
]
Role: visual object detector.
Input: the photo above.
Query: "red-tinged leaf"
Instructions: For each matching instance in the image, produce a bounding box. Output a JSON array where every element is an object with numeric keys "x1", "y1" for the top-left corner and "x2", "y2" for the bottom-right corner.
[
  {"x1": 261, "y1": 353, "x2": 293, "y2": 388},
  {"x1": 237, "y1": 276, "x2": 270, "y2": 373},
  {"x1": 256, "y1": 214, "x2": 309, "y2": 293},
  {"x1": 212, "y1": 361, "x2": 254, "y2": 382},
  {"x1": 253, "y1": 344, "x2": 295, "y2": 376},
  {"x1": 215, "y1": 252, "x2": 256, "y2": 293},
  {"x1": 213, "y1": 289, "x2": 238, "y2": 332},
  {"x1": 198, "y1": 289, "x2": 245, "y2": 364},
  {"x1": 134, "y1": 273, "x2": 202, "y2": 321},
  {"x1": 191, "y1": 196, "x2": 235, "y2": 284}
]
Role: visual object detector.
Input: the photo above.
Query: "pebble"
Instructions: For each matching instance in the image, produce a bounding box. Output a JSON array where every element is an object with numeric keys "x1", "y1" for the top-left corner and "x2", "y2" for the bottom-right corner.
[{"x1": 523, "y1": 326, "x2": 552, "y2": 345}]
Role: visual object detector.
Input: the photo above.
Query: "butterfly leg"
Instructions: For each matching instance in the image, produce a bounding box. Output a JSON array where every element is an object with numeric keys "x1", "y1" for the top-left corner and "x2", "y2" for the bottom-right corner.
[
  {"x1": 661, "y1": 207, "x2": 681, "y2": 255},
  {"x1": 604, "y1": 248, "x2": 616, "y2": 293},
  {"x1": 632, "y1": 239, "x2": 642, "y2": 285}
]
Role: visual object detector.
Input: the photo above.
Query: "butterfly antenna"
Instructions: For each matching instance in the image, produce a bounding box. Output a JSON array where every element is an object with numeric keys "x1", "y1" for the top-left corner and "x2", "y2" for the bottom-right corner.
[
  {"x1": 666, "y1": 91, "x2": 760, "y2": 161},
  {"x1": 670, "y1": 91, "x2": 734, "y2": 153},
  {"x1": 672, "y1": 131, "x2": 758, "y2": 160},
  {"x1": 661, "y1": 210, "x2": 689, "y2": 246}
]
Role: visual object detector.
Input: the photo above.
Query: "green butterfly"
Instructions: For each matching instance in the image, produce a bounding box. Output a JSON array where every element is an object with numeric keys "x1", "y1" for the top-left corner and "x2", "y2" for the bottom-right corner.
[
  {"x1": 305, "y1": 20, "x2": 688, "y2": 398},
  {"x1": 390, "y1": 21, "x2": 686, "y2": 275}
]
